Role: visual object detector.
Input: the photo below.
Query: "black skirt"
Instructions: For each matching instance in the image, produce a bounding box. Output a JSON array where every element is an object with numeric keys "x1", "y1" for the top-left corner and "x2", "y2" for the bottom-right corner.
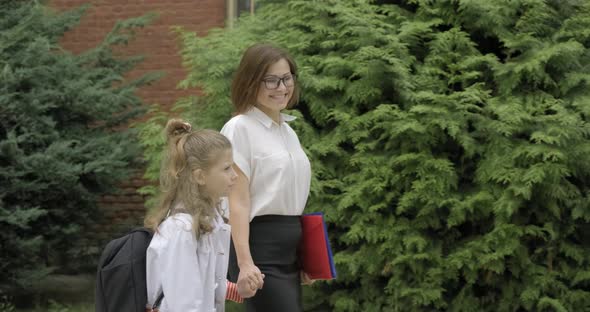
[{"x1": 228, "y1": 215, "x2": 302, "y2": 312}]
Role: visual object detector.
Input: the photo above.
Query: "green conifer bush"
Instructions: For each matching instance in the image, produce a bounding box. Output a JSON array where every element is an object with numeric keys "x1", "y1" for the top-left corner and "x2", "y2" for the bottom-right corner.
[
  {"x1": 0, "y1": 1, "x2": 159, "y2": 288},
  {"x1": 139, "y1": 0, "x2": 590, "y2": 310}
]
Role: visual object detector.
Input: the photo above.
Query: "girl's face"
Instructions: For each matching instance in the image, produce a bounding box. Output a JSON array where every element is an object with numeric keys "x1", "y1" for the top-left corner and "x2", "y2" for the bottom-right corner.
[
  {"x1": 198, "y1": 148, "x2": 237, "y2": 199},
  {"x1": 255, "y1": 58, "x2": 294, "y2": 119}
]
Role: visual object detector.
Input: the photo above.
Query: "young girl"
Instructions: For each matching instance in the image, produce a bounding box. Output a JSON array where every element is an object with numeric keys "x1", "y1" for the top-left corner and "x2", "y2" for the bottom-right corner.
[{"x1": 144, "y1": 119, "x2": 259, "y2": 312}]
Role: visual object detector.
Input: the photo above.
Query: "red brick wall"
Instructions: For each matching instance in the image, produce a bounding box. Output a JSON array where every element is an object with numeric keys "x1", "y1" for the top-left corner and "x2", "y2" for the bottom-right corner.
[
  {"x1": 50, "y1": 0, "x2": 226, "y2": 250},
  {"x1": 52, "y1": 0, "x2": 225, "y2": 110}
]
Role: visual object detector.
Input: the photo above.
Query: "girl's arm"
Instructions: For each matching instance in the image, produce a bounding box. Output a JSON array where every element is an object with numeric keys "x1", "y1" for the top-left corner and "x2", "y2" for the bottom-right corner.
[{"x1": 228, "y1": 166, "x2": 264, "y2": 290}]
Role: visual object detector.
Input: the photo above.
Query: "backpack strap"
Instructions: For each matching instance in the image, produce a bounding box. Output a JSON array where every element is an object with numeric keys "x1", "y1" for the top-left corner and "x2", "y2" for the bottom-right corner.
[
  {"x1": 146, "y1": 292, "x2": 164, "y2": 311},
  {"x1": 150, "y1": 292, "x2": 164, "y2": 310}
]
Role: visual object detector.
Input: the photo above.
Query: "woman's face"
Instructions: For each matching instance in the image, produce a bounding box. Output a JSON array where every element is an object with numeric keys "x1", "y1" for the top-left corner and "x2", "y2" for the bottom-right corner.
[{"x1": 255, "y1": 58, "x2": 294, "y2": 118}]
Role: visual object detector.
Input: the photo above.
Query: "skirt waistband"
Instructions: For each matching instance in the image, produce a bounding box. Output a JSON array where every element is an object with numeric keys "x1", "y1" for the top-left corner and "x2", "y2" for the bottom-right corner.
[{"x1": 251, "y1": 214, "x2": 301, "y2": 224}]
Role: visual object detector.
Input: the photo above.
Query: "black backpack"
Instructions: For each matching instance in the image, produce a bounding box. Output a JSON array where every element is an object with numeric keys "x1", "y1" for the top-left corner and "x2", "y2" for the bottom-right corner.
[{"x1": 95, "y1": 228, "x2": 164, "y2": 312}]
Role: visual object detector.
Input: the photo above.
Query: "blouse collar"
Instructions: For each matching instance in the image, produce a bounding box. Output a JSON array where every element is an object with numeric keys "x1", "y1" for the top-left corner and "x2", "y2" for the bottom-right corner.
[{"x1": 246, "y1": 106, "x2": 296, "y2": 128}]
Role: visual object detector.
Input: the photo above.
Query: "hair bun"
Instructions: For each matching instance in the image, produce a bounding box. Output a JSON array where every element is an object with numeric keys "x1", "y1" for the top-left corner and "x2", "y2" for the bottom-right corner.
[{"x1": 165, "y1": 119, "x2": 192, "y2": 143}]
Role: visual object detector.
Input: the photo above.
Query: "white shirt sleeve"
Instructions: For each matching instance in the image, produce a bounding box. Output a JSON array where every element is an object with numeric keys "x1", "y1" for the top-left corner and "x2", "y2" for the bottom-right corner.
[
  {"x1": 220, "y1": 117, "x2": 252, "y2": 180},
  {"x1": 159, "y1": 219, "x2": 205, "y2": 312}
]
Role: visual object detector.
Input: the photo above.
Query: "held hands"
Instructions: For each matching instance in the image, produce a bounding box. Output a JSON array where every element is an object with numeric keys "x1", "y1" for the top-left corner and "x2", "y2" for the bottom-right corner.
[
  {"x1": 237, "y1": 276, "x2": 260, "y2": 298},
  {"x1": 237, "y1": 262, "x2": 265, "y2": 298}
]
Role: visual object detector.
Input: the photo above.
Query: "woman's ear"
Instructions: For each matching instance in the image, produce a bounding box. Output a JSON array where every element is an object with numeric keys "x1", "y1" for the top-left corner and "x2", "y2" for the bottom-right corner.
[{"x1": 193, "y1": 168, "x2": 206, "y2": 186}]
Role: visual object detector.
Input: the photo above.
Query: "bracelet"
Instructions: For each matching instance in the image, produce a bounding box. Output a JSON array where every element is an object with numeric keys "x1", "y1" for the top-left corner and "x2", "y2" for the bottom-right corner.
[{"x1": 226, "y1": 281, "x2": 244, "y2": 303}]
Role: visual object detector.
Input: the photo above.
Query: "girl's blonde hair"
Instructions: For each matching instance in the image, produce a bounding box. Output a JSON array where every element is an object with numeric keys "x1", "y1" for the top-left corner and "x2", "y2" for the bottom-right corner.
[{"x1": 144, "y1": 119, "x2": 232, "y2": 235}]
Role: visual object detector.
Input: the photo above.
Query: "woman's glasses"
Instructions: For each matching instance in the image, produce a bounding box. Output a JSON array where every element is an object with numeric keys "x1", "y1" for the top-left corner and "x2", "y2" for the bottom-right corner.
[{"x1": 261, "y1": 74, "x2": 296, "y2": 90}]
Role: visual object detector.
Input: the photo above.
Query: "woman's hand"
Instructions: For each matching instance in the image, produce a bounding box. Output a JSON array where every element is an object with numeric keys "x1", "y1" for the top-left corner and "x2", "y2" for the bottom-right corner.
[
  {"x1": 238, "y1": 262, "x2": 265, "y2": 292},
  {"x1": 300, "y1": 271, "x2": 315, "y2": 285},
  {"x1": 237, "y1": 276, "x2": 258, "y2": 298}
]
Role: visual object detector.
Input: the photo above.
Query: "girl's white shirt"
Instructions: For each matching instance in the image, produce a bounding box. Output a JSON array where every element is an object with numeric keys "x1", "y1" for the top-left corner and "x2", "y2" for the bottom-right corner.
[
  {"x1": 146, "y1": 210, "x2": 231, "y2": 312},
  {"x1": 220, "y1": 106, "x2": 311, "y2": 220}
]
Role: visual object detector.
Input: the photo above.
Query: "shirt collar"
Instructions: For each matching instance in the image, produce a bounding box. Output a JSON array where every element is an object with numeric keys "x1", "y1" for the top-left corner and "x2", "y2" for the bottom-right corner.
[{"x1": 246, "y1": 106, "x2": 296, "y2": 128}]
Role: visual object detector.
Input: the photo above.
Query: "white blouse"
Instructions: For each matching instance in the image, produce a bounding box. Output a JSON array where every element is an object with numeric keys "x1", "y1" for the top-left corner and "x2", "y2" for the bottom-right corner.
[
  {"x1": 146, "y1": 211, "x2": 231, "y2": 312},
  {"x1": 220, "y1": 107, "x2": 311, "y2": 220}
]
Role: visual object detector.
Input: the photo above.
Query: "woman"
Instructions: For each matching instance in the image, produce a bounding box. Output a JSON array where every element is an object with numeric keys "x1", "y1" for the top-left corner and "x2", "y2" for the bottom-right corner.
[{"x1": 221, "y1": 43, "x2": 312, "y2": 311}]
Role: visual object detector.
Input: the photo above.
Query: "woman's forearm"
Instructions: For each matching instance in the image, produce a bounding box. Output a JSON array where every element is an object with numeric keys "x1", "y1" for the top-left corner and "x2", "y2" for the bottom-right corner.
[
  {"x1": 230, "y1": 201, "x2": 254, "y2": 267},
  {"x1": 228, "y1": 167, "x2": 254, "y2": 268}
]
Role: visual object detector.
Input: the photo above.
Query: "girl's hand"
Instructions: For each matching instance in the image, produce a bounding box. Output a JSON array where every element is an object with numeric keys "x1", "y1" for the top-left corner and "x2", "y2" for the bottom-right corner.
[{"x1": 300, "y1": 271, "x2": 315, "y2": 285}]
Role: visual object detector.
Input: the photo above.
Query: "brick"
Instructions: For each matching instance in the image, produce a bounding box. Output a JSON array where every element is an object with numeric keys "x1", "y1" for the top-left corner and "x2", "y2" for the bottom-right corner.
[
  {"x1": 121, "y1": 187, "x2": 137, "y2": 195},
  {"x1": 101, "y1": 195, "x2": 117, "y2": 202},
  {"x1": 128, "y1": 195, "x2": 145, "y2": 203}
]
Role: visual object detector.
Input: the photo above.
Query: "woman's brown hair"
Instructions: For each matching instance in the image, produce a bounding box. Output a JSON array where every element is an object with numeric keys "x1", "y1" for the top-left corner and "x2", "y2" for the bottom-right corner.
[
  {"x1": 144, "y1": 119, "x2": 232, "y2": 235},
  {"x1": 231, "y1": 43, "x2": 300, "y2": 114}
]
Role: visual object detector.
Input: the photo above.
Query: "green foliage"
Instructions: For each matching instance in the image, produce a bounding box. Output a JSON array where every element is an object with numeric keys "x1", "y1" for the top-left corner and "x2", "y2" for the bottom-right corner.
[
  {"x1": 14, "y1": 301, "x2": 94, "y2": 312},
  {"x1": 0, "y1": 1, "x2": 160, "y2": 288},
  {"x1": 134, "y1": 104, "x2": 181, "y2": 208},
  {"x1": 0, "y1": 293, "x2": 16, "y2": 312},
  {"x1": 139, "y1": 0, "x2": 590, "y2": 310}
]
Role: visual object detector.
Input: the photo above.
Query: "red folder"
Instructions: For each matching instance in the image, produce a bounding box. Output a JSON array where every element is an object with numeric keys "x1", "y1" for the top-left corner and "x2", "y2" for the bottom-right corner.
[{"x1": 300, "y1": 212, "x2": 337, "y2": 280}]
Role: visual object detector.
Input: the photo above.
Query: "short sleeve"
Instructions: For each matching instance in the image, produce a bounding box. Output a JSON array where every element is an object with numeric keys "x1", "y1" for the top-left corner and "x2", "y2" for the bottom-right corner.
[{"x1": 220, "y1": 117, "x2": 252, "y2": 180}]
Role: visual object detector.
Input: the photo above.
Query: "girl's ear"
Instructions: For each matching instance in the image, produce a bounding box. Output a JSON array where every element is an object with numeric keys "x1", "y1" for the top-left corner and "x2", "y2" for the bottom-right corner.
[{"x1": 193, "y1": 168, "x2": 206, "y2": 186}]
